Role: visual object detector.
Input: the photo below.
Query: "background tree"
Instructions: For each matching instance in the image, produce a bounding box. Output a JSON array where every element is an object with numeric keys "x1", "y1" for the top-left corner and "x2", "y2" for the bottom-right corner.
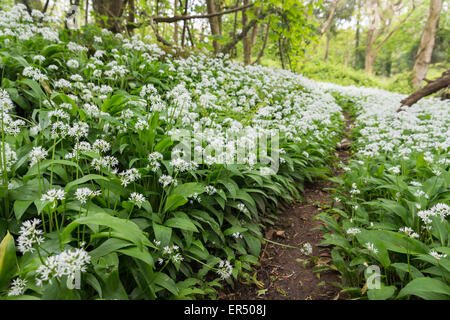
[
  {"x1": 411, "y1": 0, "x2": 443, "y2": 88},
  {"x1": 364, "y1": 0, "x2": 423, "y2": 74}
]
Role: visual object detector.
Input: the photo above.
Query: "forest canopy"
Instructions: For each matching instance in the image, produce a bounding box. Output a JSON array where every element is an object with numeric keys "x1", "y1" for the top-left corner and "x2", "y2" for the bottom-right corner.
[{"x1": 1, "y1": 0, "x2": 448, "y2": 93}]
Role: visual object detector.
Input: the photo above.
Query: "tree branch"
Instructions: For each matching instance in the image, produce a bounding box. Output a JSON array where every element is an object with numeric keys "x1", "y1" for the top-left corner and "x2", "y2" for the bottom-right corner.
[
  {"x1": 397, "y1": 69, "x2": 450, "y2": 110},
  {"x1": 221, "y1": 9, "x2": 274, "y2": 55},
  {"x1": 375, "y1": 0, "x2": 425, "y2": 51},
  {"x1": 152, "y1": 3, "x2": 254, "y2": 23}
]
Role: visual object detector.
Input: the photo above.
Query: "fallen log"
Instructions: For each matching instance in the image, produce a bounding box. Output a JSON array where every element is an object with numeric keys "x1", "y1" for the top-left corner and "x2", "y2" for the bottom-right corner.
[{"x1": 397, "y1": 69, "x2": 450, "y2": 112}]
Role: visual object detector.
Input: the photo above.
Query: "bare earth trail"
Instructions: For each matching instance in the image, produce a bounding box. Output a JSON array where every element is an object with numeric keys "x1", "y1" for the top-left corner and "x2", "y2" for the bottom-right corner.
[{"x1": 220, "y1": 113, "x2": 354, "y2": 300}]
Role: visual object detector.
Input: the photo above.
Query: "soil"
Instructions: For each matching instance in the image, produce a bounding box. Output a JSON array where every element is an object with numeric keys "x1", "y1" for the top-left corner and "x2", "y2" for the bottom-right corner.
[{"x1": 219, "y1": 113, "x2": 354, "y2": 300}]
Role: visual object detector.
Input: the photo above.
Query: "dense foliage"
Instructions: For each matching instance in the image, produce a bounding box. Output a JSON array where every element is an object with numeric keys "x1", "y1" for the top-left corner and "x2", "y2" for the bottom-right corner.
[
  {"x1": 316, "y1": 83, "x2": 450, "y2": 300},
  {"x1": 0, "y1": 5, "x2": 343, "y2": 299}
]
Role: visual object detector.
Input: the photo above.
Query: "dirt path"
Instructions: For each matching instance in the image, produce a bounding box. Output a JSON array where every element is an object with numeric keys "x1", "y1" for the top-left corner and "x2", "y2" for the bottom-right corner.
[{"x1": 220, "y1": 113, "x2": 353, "y2": 300}]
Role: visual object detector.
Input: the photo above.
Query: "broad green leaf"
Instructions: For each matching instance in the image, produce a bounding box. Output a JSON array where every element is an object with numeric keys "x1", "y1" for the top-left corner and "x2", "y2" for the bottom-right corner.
[
  {"x1": 13, "y1": 200, "x2": 33, "y2": 220},
  {"x1": 0, "y1": 232, "x2": 18, "y2": 290},
  {"x1": 224, "y1": 226, "x2": 248, "y2": 236},
  {"x1": 65, "y1": 174, "x2": 110, "y2": 193},
  {"x1": 163, "y1": 194, "x2": 188, "y2": 213},
  {"x1": 152, "y1": 272, "x2": 179, "y2": 296},
  {"x1": 153, "y1": 222, "x2": 172, "y2": 247},
  {"x1": 117, "y1": 246, "x2": 154, "y2": 267},
  {"x1": 171, "y1": 182, "x2": 205, "y2": 198},
  {"x1": 397, "y1": 277, "x2": 450, "y2": 300},
  {"x1": 367, "y1": 285, "x2": 396, "y2": 300},
  {"x1": 89, "y1": 238, "x2": 133, "y2": 260},
  {"x1": 165, "y1": 217, "x2": 199, "y2": 233},
  {"x1": 61, "y1": 213, "x2": 150, "y2": 249}
]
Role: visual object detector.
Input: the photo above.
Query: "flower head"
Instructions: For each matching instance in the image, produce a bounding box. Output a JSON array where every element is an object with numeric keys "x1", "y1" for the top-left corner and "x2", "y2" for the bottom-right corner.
[{"x1": 17, "y1": 218, "x2": 45, "y2": 253}]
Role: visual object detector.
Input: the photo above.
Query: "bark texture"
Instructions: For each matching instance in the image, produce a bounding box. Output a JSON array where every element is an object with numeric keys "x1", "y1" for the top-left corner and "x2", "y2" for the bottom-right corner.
[
  {"x1": 398, "y1": 69, "x2": 450, "y2": 109},
  {"x1": 411, "y1": 0, "x2": 443, "y2": 88},
  {"x1": 93, "y1": 0, "x2": 125, "y2": 33}
]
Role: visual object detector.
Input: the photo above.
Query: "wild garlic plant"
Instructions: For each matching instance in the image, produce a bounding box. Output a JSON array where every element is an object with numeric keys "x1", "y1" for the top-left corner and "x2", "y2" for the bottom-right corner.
[
  {"x1": 0, "y1": 5, "x2": 344, "y2": 300},
  {"x1": 317, "y1": 82, "x2": 450, "y2": 300}
]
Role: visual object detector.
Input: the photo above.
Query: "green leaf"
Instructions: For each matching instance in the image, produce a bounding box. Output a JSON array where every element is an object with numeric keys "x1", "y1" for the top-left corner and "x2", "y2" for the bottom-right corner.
[
  {"x1": 397, "y1": 277, "x2": 450, "y2": 300},
  {"x1": 61, "y1": 213, "x2": 150, "y2": 249},
  {"x1": 223, "y1": 226, "x2": 248, "y2": 236},
  {"x1": 0, "y1": 232, "x2": 18, "y2": 290},
  {"x1": 152, "y1": 272, "x2": 179, "y2": 296},
  {"x1": 163, "y1": 194, "x2": 188, "y2": 213},
  {"x1": 391, "y1": 263, "x2": 424, "y2": 279},
  {"x1": 89, "y1": 238, "x2": 132, "y2": 260},
  {"x1": 153, "y1": 222, "x2": 172, "y2": 247},
  {"x1": 154, "y1": 137, "x2": 173, "y2": 152},
  {"x1": 117, "y1": 246, "x2": 154, "y2": 267},
  {"x1": 367, "y1": 285, "x2": 396, "y2": 300},
  {"x1": 244, "y1": 233, "x2": 261, "y2": 256},
  {"x1": 165, "y1": 216, "x2": 199, "y2": 233},
  {"x1": 171, "y1": 182, "x2": 205, "y2": 198},
  {"x1": 13, "y1": 200, "x2": 33, "y2": 220},
  {"x1": 64, "y1": 174, "x2": 110, "y2": 193},
  {"x1": 26, "y1": 159, "x2": 81, "y2": 178}
]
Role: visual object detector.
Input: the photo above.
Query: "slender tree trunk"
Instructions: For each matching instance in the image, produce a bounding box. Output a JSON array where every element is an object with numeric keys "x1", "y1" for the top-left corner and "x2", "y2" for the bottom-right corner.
[
  {"x1": 324, "y1": 32, "x2": 331, "y2": 61},
  {"x1": 411, "y1": 0, "x2": 443, "y2": 88},
  {"x1": 85, "y1": 0, "x2": 89, "y2": 25},
  {"x1": 126, "y1": 0, "x2": 135, "y2": 34},
  {"x1": 181, "y1": 0, "x2": 188, "y2": 47},
  {"x1": 242, "y1": 0, "x2": 252, "y2": 64},
  {"x1": 206, "y1": 0, "x2": 221, "y2": 54},
  {"x1": 278, "y1": 37, "x2": 285, "y2": 69},
  {"x1": 252, "y1": 20, "x2": 270, "y2": 65},
  {"x1": 320, "y1": 0, "x2": 340, "y2": 35},
  {"x1": 173, "y1": 0, "x2": 179, "y2": 45},
  {"x1": 92, "y1": 0, "x2": 125, "y2": 32},
  {"x1": 232, "y1": 0, "x2": 239, "y2": 57},
  {"x1": 365, "y1": 0, "x2": 379, "y2": 73},
  {"x1": 353, "y1": 0, "x2": 361, "y2": 68},
  {"x1": 16, "y1": 0, "x2": 43, "y2": 11}
]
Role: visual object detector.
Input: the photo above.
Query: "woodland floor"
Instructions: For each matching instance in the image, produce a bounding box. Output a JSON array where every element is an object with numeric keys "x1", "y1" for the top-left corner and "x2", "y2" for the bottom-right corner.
[{"x1": 219, "y1": 113, "x2": 354, "y2": 300}]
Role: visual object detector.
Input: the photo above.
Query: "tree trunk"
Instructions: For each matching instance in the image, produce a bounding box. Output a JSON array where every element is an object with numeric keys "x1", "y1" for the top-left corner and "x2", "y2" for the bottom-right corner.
[
  {"x1": 365, "y1": 51, "x2": 376, "y2": 74},
  {"x1": 174, "y1": 0, "x2": 179, "y2": 45},
  {"x1": 398, "y1": 69, "x2": 449, "y2": 109},
  {"x1": 92, "y1": 0, "x2": 125, "y2": 33},
  {"x1": 353, "y1": 0, "x2": 361, "y2": 68},
  {"x1": 411, "y1": 0, "x2": 443, "y2": 88},
  {"x1": 242, "y1": 0, "x2": 252, "y2": 65},
  {"x1": 126, "y1": 0, "x2": 136, "y2": 34},
  {"x1": 324, "y1": 32, "x2": 331, "y2": 61},
  {"x1": 320, "y1": 0, "x2": 340, "y2": 36},
  {"x1": 181, "y1": 0, "x2": 188, "y2": 47},
  {"x1": 252, "y1": 20, "x2": 270, "y2": 65},
  {"x1": 16, "y1": 0, "x2": 43, "y2": 11},
  {"x1": 232, "y1": 0, "x2": 239, "y2": 57},
  {"x1": 206, "y1": 0, "x2": 221, "y2": 54},
  {"x1": 365, "y1": 0, "x2": 379, "y2": 73},
  {"x1": 85, "y1": 0, "x2": 89, "y2": 25}
]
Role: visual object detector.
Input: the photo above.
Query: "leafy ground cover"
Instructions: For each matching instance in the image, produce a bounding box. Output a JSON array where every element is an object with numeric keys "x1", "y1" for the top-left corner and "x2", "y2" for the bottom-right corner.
[
  {"x1": 0, "y1": 5, "x2": 344, "y2": 299},
  {"x1": 315, "y1": 83, "x2": 450, "y2": 300},
  {"x1": 0, "y1": 5, "x2": 448, "y2": 301}
]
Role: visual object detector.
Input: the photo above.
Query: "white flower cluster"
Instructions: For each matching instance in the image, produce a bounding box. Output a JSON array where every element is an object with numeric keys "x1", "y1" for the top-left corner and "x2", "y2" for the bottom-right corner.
[
  {"x1": 8, "y1": 278, "x2": 27, "y2": 296},
  {"x1": 17, "y1": 218, "x2": 45, "y2": 253},
  {"x1": 320, "y1": 82, "x2": 449, "y2": 161},
  {"x1": 129, "y1": 192, "x2": 146, "y2": 205},
  {"x1": 75, "y1": 187, "x2": 101, "y2": 204},
  {"x1": 159, "y1": 175, "x2": 178, "y2": 188},
  {"x1": 119, "y1": 168, "x2": 141, "y2": 186},
  {"x1": 35, "y1": 248, "x2": 91, "y2": 286},
  {"x1": 300, "y1": 242, "x2": 313, "y2": 256},
  {"x1": 41, "y1": 189, "x2": 66, "y2": 207},
  {"x1": 418, "y1": 203, "x2": 450, "y2": 225},
  {"x1": 216, "y1": 260, "x2": 233, "y2": 280}
]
